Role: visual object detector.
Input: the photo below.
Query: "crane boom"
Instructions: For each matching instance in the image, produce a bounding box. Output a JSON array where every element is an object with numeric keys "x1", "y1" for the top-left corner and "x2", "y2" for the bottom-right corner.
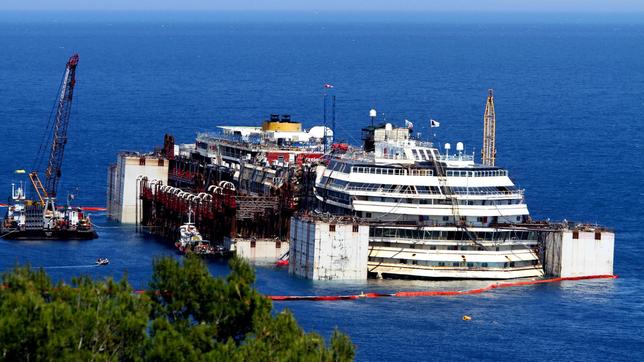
[
  {"x1": 40, "y1": 54, "x2": 79, "y2": 199},
  {"x1": 28, "y1": 171, "x2": 47, "y2": 204},
  {"x1": 481, "y1": 89, "x2": 496, "y2": 166}
]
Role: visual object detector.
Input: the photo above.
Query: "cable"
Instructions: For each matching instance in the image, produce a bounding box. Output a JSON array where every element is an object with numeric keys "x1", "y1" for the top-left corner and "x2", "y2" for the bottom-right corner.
[{"x1": 33, "y1": 71, "x2": 67, "y2": 172}]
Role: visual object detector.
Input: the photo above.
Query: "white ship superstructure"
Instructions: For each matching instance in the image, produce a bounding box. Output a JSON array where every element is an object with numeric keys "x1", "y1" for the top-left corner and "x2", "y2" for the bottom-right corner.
[{"x1": 314, "y1": 123, "x2": 542, "y2": 279}]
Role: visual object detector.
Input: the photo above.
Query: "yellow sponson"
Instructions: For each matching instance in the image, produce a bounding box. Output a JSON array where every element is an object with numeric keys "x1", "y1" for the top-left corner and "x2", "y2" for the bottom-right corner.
[{"x1": 262, "y1": 121, "x2": 302, "y2": 132}]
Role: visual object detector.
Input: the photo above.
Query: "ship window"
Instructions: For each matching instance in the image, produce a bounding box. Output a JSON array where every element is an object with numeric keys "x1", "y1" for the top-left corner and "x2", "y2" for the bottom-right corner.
[
  {"x1": 467, "y1": 262, "x2": 474, "y2": 268},
  {"x1": 251, "y1": 241, "x2": 256, "y2": 248},
  {"x1": 139, "y1": 157, "x2": 146, "y2": 166},
  {"x1": 438, "y1": 262, "x2": 445, "y2": 267},
  {"x1": 352, "y1": 225, "x2": 359, "y2": 233},
  {"x1": 482, "y1": 262, "x2": 488, "y2": 267},
  {"x1": 158, "y1": 159, "x2": 164, "y2": 167},
  {"x1": 452, "y1": 262, "x2": 460, "y2": 267},
  {"x1": 595, "y1": 231, "x2": 602, "y2": 240},
  {"x1": 329, "y1": 224, "x2": 336, "y2": 232},
  {"x1": 275, "y1": 241, "x2": 281, "y2": 248}
]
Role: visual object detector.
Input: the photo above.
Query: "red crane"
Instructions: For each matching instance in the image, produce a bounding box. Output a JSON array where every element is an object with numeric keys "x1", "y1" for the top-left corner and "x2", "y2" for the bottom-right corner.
[{"x1": 29, "y1": 54, "x2": 79, "y2": 204}]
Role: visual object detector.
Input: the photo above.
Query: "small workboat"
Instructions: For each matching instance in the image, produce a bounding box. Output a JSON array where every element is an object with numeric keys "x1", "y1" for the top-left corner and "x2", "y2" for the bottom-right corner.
[
  {"x1": 275, "y1": 250, "x2": 289, "y2": 267},
  {"x1": 276, "y1": 259, "x2": 289, "y2": 267},
  {"x1": 175, "y1": 207, "x2": 228, "y2": 259},
  {"x1": 96, "y1": 258, "x2": 109, "y2": 266}
]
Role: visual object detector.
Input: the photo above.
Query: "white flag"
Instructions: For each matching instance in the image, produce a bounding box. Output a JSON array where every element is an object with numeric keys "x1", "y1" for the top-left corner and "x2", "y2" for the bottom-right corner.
[
  {"x1": 430, "y1": 119, "x2": 440, "y2": 128},
  {"x1": 404, "y1": 119, "x2": 414, "y2": 129}
]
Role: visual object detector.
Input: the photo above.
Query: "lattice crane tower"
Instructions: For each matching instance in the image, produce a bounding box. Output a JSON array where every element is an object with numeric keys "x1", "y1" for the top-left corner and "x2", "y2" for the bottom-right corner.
[{"x1": 481, "y1": 89, "x2": 496, "y2": 166}]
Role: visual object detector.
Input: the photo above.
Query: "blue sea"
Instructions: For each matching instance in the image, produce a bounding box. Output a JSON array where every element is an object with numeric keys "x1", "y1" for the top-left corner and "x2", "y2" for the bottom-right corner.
[{"x1": 1, "y1": 12, "x2": 643, "y2": 361}]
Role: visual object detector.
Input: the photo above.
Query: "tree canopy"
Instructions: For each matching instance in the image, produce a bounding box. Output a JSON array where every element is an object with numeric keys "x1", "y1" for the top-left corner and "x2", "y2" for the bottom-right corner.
[{"x1": 0, "y1": 256, "x2": 354, "y2": 361}]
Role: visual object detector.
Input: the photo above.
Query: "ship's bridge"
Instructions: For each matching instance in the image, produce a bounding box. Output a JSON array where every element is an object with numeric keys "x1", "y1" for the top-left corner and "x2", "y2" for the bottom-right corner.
[{"x1": 372, "y1": 139, "x2": 475, "y2": 167}]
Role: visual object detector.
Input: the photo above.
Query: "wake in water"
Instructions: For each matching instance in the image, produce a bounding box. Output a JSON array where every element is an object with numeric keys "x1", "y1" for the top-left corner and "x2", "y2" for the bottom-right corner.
[{"x1": 41, "y1": 264, "x2": 101, "y2": 269}]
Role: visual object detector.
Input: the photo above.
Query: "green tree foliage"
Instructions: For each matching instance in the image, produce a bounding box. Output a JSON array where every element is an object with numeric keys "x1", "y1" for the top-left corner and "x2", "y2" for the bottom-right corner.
[{"x1": 0, "y1": 256, "x2": 354, "y2": 361}]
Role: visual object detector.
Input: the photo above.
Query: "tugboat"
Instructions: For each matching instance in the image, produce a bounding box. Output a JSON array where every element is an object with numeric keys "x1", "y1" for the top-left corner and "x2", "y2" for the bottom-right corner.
[{"x1": 175, "y1": 207, "x2": 226, "y2": 259}]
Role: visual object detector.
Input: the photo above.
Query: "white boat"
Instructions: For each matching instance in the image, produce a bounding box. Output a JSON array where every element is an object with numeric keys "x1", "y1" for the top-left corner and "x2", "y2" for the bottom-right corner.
[{"x1": 175, "y1": 207, "x2": 224, "y2": 257}]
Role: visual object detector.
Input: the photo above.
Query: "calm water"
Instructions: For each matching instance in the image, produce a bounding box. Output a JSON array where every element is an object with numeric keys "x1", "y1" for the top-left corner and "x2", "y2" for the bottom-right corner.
[{"x1": 1, "y1": 13, "x2": 643, "y2": 361}]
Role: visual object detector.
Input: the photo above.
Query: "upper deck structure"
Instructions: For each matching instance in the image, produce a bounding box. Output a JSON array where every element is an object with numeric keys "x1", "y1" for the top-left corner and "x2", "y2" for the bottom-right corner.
[{"x1": 313, "y1": 123, "x2": 539, "y2": 279}]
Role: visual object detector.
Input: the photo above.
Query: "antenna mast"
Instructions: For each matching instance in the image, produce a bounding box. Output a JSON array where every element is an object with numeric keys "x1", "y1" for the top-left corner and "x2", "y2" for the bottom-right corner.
[{"x1": 481, "y1": 89, "x2": 496, "y2": 166}]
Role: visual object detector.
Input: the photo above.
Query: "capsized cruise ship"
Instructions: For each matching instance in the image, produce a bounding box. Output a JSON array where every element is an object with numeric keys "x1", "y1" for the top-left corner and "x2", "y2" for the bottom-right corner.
[
  {"x1": 314, "y1": 122, "x2": 543, "y2": 279},
  {"x1": 128, "y1": 94, "x2": 613, "y2": 280}
]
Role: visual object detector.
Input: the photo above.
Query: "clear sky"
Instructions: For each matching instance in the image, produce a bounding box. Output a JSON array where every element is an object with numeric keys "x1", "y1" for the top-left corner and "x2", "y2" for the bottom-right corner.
[{"x1": 2, "y1": 0, "x2": 644, "y2": 12}]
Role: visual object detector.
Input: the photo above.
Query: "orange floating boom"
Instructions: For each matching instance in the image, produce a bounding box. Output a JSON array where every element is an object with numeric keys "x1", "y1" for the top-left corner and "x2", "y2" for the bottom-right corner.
[{"x1": 265, "y1": 274, "x2": 617, "y2": 302}]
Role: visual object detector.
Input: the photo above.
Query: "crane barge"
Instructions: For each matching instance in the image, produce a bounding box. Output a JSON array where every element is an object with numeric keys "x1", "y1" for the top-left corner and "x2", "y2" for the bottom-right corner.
[{"x1": 1, "y1": 54, "x2": 97, "y2": 240}]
